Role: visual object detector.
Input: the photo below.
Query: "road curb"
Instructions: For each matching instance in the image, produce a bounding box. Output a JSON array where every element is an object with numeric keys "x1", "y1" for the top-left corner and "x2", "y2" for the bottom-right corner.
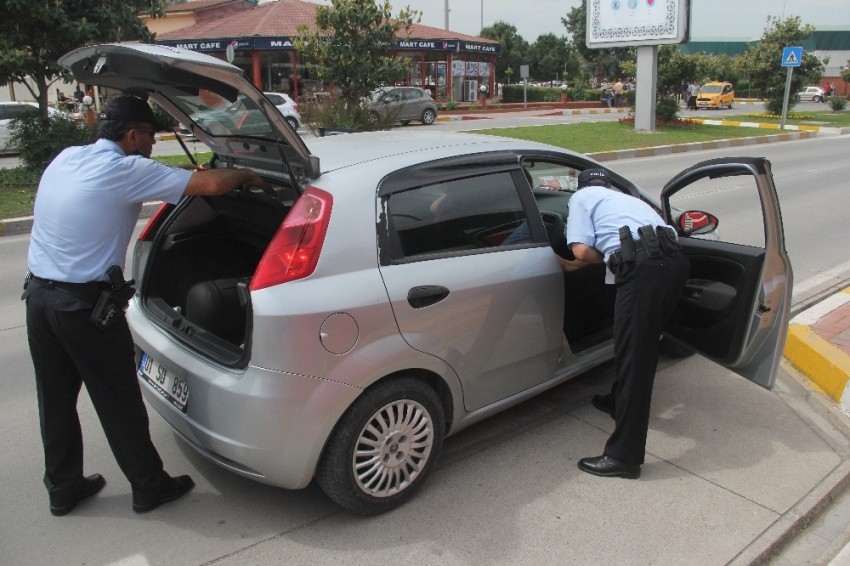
[
  {"x1": 586, "y1": 130, "x2": 816, "y2": 162},
  {"x1": 785, "y1": 288, "x2": 850, "y2": 408}
]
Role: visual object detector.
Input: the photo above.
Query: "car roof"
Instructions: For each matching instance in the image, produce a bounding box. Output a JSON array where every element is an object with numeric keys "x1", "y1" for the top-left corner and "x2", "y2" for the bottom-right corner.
[{"x1": 306, "y1": 131, "x2": 576, "y2": 175}]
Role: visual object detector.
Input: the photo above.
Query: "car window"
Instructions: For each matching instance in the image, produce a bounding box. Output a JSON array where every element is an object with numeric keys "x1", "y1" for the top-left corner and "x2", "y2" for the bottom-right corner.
[
  {"x1": 266, "y1": 94, "x2": 284, "y2": 105},
  {"x1": 386, "y1": 171, "x2": 532, "y2": 259},
  {"x1": 403, "y1": 89, "x2": 422, "y2": 101},
  {"x1": 167, "y1": 90, "x2": 275, "y2": 138}
]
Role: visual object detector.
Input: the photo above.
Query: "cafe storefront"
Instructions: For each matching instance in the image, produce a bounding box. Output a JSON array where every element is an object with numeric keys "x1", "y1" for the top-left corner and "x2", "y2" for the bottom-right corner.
[{"x1": 153, "y1": 1, "x2": 499, "y2": 103}]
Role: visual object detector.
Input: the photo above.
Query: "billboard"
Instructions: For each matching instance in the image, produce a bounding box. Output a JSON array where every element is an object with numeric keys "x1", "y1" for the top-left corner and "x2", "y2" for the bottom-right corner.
[{"x1": 586, "y1": 0, "x2": 690, "y2": 48}]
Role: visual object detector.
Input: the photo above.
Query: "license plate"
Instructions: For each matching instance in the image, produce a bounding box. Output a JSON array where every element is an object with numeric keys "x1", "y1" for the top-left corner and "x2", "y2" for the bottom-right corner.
[{"x1": 138, "y1": 352, "x2": 189, "y2": 412}]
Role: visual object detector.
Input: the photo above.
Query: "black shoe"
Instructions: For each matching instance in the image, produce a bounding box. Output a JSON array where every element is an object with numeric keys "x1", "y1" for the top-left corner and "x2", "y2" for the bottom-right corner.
[
  {"x1": 132, "y1": 475, "x2": 195, "y2": 513},
  {"x1": 578, "y1": 455, "x2": 640, "y2": 479},
  {"x1": 591, "y1": 394, "x2": 615, "y2": 418},
  {"x1": 49, "y1": 474, "x2": 106, "y2": 516}
]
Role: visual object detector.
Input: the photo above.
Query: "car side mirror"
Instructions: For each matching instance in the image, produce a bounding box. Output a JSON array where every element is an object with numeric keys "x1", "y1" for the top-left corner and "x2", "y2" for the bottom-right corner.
[
  {"x1": 382, "y1": 96, "x2": 393, "y2": 104},
  {"x1": 678, "y1": 210, "x2": 719, "y2": 236}
]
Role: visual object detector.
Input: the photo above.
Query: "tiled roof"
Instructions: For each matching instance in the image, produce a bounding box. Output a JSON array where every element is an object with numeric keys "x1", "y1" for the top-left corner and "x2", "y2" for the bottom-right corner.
[
  {"x1": 156, "y1": 0, "x2": 497, "y2": 43},
  {"x1": 164, "y1": 0, "x2": 242, "y2": 14}
]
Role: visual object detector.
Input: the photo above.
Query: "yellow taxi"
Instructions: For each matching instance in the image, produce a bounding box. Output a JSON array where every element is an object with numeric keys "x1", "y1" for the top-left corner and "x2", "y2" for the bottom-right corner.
[{"x1": 696, "y1": 81, "x2": 735, "y2": 109}]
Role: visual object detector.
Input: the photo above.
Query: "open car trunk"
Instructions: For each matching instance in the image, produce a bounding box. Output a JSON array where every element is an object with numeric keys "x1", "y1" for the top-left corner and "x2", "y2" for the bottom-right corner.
[{"x1": 139, "y1": 186, "x2": 293, "y2": 368}]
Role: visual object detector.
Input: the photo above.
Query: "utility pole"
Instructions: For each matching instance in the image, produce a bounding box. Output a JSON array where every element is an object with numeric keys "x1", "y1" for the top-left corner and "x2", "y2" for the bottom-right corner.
[{"x1": 445, "y1": 0, "x2": 449, "y2": 30}]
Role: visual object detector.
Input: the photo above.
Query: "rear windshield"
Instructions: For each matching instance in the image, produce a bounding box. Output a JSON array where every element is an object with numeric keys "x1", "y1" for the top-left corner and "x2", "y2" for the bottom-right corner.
[{"x1": 169, "y1": 89, "x2": 275, "y2": 139}]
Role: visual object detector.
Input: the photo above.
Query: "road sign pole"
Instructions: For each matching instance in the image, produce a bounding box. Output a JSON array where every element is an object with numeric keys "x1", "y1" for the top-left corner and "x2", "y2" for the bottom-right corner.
[{"x1": 780, "y1": 66, "x2": 793, "y2": 130}]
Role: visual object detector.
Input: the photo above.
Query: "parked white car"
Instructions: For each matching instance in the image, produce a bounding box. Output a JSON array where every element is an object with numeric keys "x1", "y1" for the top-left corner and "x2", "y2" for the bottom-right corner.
[
  {"x1": 0, "y1": 102, "x2": 64, "y2": 154},
  {"x1": 263, "y1": 91, "x2": 301, "y2": 130}
]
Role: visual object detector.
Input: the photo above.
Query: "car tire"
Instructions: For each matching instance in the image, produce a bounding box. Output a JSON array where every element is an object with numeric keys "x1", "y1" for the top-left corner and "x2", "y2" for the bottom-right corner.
[
  {"x1": 316, "y1": 376, "x2": 445, "y2": 515},
  {"x1": 285, "y1": 116, "x2": 299, "y2": 130},
  {"x1": 420, "y1": 108, "x2": 437, "y2": 125},
  {"x1": 813, "y1": 95, "x2": 821, "y2": 103}
]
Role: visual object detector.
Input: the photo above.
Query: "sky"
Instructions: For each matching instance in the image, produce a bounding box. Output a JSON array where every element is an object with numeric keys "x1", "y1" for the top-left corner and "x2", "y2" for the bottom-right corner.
[{"x1": 371, "y1": 0, "x2": 850, "y2": 43}]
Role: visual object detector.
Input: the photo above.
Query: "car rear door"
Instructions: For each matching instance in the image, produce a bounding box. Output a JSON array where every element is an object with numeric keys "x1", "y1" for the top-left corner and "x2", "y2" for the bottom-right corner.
[
  {"x1": 377, "y1": 154, "x2": 565, "y2": 411},
  {"x1": 660, "y1": 157, "x2": 792, "y2": 389}
]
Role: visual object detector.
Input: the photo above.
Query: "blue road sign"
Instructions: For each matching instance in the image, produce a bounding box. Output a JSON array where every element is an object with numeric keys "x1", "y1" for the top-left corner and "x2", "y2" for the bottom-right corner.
[{"x1": 782, "y1": 46, "x2": 803, "y2": 68}]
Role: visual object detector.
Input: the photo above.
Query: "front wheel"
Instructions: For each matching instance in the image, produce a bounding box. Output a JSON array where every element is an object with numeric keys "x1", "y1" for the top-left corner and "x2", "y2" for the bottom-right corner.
[
  {"x1": 317, "y1": 377, "x2": 445, "y2": 515},
  {"x1": 420, "y1": 108, "x2": 437, "y2": 125}
]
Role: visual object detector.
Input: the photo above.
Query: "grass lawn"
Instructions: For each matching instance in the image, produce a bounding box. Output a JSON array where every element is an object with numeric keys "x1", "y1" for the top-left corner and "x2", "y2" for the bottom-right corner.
[
  {"x1": 474, "y1": 121, "x2": 775, "y2": 154},
  {"x1": 0, "y1": 152, "x2": 212, "y2": 220}
]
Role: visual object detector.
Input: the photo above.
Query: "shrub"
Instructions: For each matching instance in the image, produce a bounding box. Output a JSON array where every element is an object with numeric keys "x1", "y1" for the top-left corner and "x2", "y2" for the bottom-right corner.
[
  {"x1": 9, "y1": 110, "x2": 94, "y2": 171},
  {"x1": 656, "y1": 97, "x2": 680, "y2": 121},
  {"x1": 828, "y1": 96, "x2": 847, "y2": 111},
  {"x1": 298, "y1": 96, "x2": 392, "y2": 135}
]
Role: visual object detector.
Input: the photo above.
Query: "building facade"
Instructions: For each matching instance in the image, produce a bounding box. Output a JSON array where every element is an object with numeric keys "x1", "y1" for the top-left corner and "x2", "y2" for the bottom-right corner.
[{"x1": 146, "y1": 0, "x2": 501, "y2": 103}]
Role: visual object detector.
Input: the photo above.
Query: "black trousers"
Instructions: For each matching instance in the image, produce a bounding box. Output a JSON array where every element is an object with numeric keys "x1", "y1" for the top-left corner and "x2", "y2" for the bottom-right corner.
[
  {"x1": 604, "y1": 249, "x2": 690, "y2": 465},
  {"x1": 25, "y1": 282, "x2": 166, "y2": 500}
]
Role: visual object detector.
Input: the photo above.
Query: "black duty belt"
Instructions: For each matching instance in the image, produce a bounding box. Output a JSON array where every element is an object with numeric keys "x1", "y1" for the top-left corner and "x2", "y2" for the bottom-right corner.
[{"x1": 27, "y1": 274, "x2": 109, "y2": 302}]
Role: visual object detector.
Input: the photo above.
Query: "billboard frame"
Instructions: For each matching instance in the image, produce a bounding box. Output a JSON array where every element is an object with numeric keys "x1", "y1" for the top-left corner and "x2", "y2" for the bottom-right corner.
[{"x1": 586, "y1": 0, "x2": 690, "y2": 49}]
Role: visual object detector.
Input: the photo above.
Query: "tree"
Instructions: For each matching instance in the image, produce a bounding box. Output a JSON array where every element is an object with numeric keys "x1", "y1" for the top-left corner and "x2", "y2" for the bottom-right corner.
[
  {"x1": 562, "y1": 0, "x2": 632, "y2": 83},
  {"x1": 295, "y1": 0, "x2": 420, "y2": 106},
  {"x1": 734, "y1": 16, "x2": 823, "y2": 114},
  {"x1": 0, "y1": 0, "x2": 165, "y2": 118},
  {"x1": 527, "y1": 34, "x2": 579, "y2": 85},
  {"x1": 480, "y1": 21, "x2": 528, "y2": 86},
  {"x1": 842, "y1": 60, "x2": 850, "y2": 96}
]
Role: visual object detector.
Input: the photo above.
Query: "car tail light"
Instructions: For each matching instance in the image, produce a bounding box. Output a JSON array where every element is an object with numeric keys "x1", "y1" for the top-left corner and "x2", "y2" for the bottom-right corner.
[
  {"x1": 249, "y1": 187, "x2": 333, "y2": 291},
  {"x1": 138, "y1": 203, "x2": 175, "y2": 241}
]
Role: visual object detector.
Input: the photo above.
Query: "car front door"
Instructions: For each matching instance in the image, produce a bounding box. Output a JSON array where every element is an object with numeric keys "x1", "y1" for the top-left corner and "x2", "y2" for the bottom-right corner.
[
  {"x1": 660, "y1": 157, "x2": 792, "y2": 389},
  {"x1": 399, "y1": 88, "x2": 422, "y2": 121},
  {"x1": 377, "y1": 155, "x2": 565, "y2": 411}
]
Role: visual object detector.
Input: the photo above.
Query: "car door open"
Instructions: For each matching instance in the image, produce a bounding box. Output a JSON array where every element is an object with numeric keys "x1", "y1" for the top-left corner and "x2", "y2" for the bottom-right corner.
[{"x1": 660, "y1": 157, "x2": 792, "y2": 389}]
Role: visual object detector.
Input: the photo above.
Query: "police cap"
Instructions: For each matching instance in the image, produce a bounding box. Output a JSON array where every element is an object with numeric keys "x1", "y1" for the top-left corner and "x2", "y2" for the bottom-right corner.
[{"x1": 577, "y1": 168, "x2": 612, "y2": 188}]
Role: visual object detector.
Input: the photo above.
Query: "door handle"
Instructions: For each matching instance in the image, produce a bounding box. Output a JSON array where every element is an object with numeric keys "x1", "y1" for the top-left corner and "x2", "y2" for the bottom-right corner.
[{"x1": 407, "y1": 285, "x2": 450, "y2": 309}]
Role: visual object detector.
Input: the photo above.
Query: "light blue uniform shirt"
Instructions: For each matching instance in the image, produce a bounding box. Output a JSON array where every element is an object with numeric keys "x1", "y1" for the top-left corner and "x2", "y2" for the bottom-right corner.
[
  {"x1": 28, "y1": 139, "x2": 192, "y2": 283},
  {"x1": 566, "y1": 186, "x2": 673, "y2": 281}
]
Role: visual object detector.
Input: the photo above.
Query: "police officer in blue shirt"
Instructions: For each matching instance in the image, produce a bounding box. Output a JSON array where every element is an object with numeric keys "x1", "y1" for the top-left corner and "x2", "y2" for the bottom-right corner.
[
  {"x1": 24, "y1": 95, "x2": 273, "y2": 515},
  {"x1": 566, "y1": 168, "x2": 689, "y2": 479}
]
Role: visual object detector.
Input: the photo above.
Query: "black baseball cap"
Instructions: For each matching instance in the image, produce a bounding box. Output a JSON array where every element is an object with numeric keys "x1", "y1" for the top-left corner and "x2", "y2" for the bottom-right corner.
[
  {"x1": 98, "y1": 95, "x2": 157, "y2": 126},
  {"x1": 577, "y1": 168, "x2": 612, "y2": 188}
]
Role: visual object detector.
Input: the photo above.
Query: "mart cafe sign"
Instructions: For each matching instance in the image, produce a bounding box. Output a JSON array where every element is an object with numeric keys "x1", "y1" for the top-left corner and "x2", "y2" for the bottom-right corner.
[{"x1": 158, "y1": 39, "x2": 254, "y2": 51}]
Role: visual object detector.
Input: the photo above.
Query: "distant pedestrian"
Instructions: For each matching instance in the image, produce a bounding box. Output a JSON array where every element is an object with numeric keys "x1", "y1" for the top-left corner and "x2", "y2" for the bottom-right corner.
[
  {"x1": 613, "y1": 79, "x2": 625, "y2": 107},
  {"x1": 687, "y1": 82, "x2": 699, "y2": 110}
]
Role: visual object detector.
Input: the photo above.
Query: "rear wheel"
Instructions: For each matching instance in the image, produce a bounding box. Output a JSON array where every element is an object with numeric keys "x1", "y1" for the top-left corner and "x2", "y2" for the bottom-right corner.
[
  {"x1": 813, "y1": 95, "x2": 821, "y2": 103},
  {"x1": 285, "y1": 116, "x2": 299, "y2": 130},
  {"x1": 317, "y1": 376, "x2": 445, "y2": 515},
  {"x1": 421, "y1": 108, "x2": 437, "y2": 125}
]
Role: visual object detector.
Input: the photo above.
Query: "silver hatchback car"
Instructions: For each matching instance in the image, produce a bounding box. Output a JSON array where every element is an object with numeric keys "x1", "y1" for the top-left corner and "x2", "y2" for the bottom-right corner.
[
  {"x1": 60, "y1": 43, "x2": 792, "y2": 515},
  {"x1": 367, "y1": 86, "x2": 438, "y2": 125}
]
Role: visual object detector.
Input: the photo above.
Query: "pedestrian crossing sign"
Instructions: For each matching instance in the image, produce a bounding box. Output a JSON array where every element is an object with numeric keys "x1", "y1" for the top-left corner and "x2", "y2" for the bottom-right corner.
[{"x1": 781, "y1": 46, "x2": 803, "y2": 67}]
